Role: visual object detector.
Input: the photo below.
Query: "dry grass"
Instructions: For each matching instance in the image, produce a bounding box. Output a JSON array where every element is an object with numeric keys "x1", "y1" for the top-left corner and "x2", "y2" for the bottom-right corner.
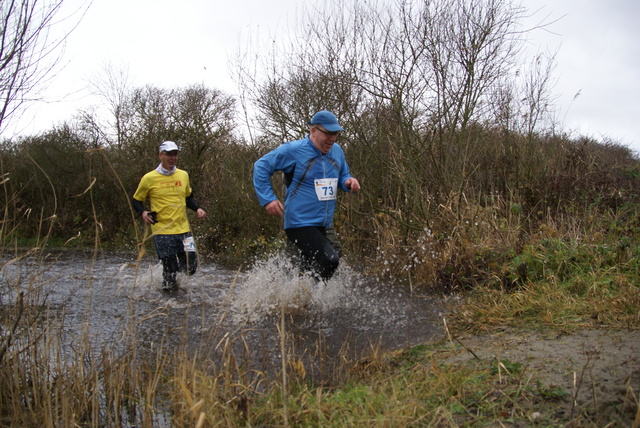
[
  {"x1": 1, "y1": 221, "x2": 639, "y2": 426},
  {"x1": 1, "y1": 135, "x2": 639, "y2": 426}
]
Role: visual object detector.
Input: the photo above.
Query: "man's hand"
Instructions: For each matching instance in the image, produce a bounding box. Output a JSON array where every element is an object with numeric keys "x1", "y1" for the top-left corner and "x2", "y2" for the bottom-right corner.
[
  {"x1": 196, "y1": 208, "x2": 207, "y2": 218},
  {"x1": 141, "y1": 211, "x2": 155, "y2": 224},
  {"x1": 345, "y1": 177, "x2": 361, "y2": 193},
  {"x1": 265, "y1": 200, "x2": 284, "y2": 216}
]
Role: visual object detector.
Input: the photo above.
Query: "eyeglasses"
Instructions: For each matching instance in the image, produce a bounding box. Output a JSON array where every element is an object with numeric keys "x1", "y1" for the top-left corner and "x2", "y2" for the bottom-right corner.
[{"x1": 314, "y1": 127, "x2": 341, "y2": 138}]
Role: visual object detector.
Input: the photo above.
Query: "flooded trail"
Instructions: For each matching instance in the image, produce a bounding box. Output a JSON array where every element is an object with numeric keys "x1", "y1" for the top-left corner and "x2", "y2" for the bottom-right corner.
[{"x1": 2, "y1": 250, "x2": 445, "y2": 379}]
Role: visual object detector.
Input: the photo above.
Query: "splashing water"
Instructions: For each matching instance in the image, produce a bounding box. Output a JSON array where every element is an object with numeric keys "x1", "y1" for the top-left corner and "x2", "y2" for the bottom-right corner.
[
  {"x1": 1, "y1": 250, "x2": 445, "y2": 365},
  {"x1": 230, "y1": 254, "x2": 360, "y2": 322}
]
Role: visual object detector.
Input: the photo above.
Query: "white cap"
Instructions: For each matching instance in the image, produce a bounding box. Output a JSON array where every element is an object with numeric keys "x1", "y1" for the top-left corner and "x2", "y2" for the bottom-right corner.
[{"x1": 159, "y1": 141, "x2": 179, "y2": 153}]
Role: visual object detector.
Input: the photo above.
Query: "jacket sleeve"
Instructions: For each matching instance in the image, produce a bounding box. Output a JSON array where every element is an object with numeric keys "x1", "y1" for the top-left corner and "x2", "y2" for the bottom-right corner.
[{"x1": 253, "y1": 145, "x2": 293, "y2": 206}]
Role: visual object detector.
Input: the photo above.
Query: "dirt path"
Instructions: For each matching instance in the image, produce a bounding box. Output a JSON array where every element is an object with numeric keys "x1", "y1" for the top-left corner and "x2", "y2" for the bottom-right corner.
[{"x1": 444, "y1": 328, "x2": 640, "y2": 425}]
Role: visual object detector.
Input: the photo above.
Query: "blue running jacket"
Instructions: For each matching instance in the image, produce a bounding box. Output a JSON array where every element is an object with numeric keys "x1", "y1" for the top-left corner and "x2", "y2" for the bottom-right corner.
[{"x1": 253, "y1": 136, "x2": 354, "y2": 229}]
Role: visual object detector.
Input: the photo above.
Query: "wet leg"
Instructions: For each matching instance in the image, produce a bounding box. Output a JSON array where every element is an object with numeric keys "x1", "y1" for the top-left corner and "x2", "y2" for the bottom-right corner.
[
  {"x1": 286, "y1": 227, "x2": 340, "y2": 281},
  {"x1": 161, "y1": 254, "x2": 180, "y2": 292},
  {"x1": 177, "y1": 250, "x2": 197, "y2": 275}
]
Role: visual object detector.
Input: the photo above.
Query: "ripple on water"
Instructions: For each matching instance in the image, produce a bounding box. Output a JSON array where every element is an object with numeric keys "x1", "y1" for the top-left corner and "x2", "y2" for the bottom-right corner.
[{"x1": 2, "y1": 251, "x2": 445, "y2": 363}]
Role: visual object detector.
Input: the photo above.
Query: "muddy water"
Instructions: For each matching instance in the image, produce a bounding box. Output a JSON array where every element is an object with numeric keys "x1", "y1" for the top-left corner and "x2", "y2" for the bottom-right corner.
[{"x1": 2, "y1": 249, "x2": 445, "y2": 380}]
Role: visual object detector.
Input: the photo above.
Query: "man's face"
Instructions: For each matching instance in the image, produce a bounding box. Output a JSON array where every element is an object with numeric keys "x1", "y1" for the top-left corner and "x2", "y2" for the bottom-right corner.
[
  {"x1": 159, "y1": 150, "x2": 178, "y2": 169},
  {"x1": 311, "y1": 126, "x2": 341, "y2": 154}
]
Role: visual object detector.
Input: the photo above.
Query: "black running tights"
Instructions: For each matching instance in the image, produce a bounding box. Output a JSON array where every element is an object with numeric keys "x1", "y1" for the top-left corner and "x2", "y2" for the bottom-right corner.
[{"x1": 285, "y1": 226, "x2": 340, "y2": 280}]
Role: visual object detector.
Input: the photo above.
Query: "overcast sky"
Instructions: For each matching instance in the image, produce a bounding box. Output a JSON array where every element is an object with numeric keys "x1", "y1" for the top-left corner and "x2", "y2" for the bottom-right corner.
[{"x1": 5, "y1": 0, "x2": 640, "y2": 153}]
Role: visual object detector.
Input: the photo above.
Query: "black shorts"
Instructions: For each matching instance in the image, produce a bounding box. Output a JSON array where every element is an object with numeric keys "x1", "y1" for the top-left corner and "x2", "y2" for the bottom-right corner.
[{"x1": 154, "y1": 232, "x2": 194, "y2": 259}]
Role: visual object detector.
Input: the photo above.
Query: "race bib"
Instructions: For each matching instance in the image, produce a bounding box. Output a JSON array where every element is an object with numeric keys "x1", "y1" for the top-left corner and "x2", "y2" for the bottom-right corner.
[
  {"x1": 183, "y1": 236, "x2": 196, "y2": 252},
  {"x1": 314, "y1": 178, "x2": 338, "y2": 201}
]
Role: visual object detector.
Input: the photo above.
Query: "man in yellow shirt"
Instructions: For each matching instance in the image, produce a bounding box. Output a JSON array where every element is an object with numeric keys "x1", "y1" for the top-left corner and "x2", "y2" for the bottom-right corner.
[{"x1": 132, "y1": 141, "x2": 207, "y2": 292}]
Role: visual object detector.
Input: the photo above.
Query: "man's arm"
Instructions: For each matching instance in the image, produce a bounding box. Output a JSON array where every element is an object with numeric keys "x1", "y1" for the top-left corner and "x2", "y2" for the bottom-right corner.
[
  {"x1": 131, "y1": 198, "x2": 145, "y2": 215},
  {"x1": 186, "y1": 193, "x2": 207, "y2": 219},
  {"x1": 253, "y1": 148, "x2": 287, "y2": 206},
  {"x1": 253, "y1": 143, "x2": 297, "y2": 216},
  {"x1": 185, "y1": 194, "x2": 200, "y2": 211},
  {"x1": 132, "y1": 197, "x2": 156, "y2": 224},
  {"x1": 337, "y1": 147, "x2": 358, "y2": 193}
]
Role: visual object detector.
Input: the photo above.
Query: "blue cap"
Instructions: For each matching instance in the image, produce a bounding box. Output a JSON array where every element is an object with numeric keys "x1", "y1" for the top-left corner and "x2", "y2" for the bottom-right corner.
[{"x1": 308, "y1": 110, "x2": 344, "y2": 132}]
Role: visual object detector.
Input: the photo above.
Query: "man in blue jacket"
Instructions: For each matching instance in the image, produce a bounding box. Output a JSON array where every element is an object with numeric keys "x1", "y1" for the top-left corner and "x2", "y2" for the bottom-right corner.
[{"x1": 253, "y1": 110, "x2": 361, "y2": 281}]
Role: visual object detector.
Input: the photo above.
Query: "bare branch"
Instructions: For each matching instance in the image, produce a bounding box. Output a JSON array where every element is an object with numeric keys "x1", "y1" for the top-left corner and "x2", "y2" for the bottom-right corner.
[{"x1": 0, "y1": 0, "x2": 89, "y2": 134}]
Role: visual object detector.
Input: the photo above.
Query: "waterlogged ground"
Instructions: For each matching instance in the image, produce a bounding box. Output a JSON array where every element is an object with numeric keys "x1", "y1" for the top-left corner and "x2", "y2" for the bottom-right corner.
[
  {"x1": 2, "y1": 250, "x2": 638, "y2": 425},
  {"x1": 1, "y1": 249, "x2": 446, "y2": 378},
  {"x1": 443, "y1": 328, "x2": 640, "y2": 425}
]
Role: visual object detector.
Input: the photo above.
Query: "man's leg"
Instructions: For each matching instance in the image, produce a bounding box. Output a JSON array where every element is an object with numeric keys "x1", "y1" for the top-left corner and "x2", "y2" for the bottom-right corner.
[
  {"x1": 161, "y1": 254, "x2": 180, "y2": 291},
  {"x1": 177, "y1": 250, "x2": 197, "y2": 276},
  {"x1": 155, "y1": 234, "x2": 184, "y2": 292},
  {"x1": 285, "y1": 227, "x2": 340, "y2": 281},
  {"x1": 325, "y1": 226, "x2": 343, "y2": 257}
]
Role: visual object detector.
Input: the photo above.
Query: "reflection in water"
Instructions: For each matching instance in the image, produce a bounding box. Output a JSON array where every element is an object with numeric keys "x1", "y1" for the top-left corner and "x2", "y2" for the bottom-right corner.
[{"x1": 2, "y1": 250, "x2": 445, "y2": 381}]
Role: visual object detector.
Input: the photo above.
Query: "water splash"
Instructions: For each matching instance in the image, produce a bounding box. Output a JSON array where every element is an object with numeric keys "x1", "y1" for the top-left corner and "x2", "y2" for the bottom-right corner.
[
  {"x1": 230, "y1": 253, "x2": 390, "y2": 324},
  {"x1": 2, "y1": 250, "x2": 444, "y2": 363}
]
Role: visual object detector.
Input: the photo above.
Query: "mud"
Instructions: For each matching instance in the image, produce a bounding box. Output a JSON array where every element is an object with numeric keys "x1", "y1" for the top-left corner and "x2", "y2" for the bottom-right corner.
[{"x1": 445, "y1": 327, "x2": 640, "y2": 425}]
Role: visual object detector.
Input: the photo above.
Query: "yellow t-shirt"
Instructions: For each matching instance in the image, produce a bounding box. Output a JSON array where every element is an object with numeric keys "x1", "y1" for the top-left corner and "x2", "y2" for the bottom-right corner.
[{"x1": 133, "y1": 169, "x2": 193, "y2": 235}]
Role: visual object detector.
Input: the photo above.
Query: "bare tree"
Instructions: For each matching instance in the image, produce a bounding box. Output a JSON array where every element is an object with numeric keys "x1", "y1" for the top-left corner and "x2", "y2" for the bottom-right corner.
[
  {"x1": 0, "y1": 0, "x2": 86, "y2": 134},
  {"x1": 172, "y1": 84, "x2": 236, "y2": 159},
  {"x1": 235, "y1": 0, "x2": 553, "y2": 182},
  {"x1": 87, "y1": 60, "x2": 132, "y2": 147}
]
